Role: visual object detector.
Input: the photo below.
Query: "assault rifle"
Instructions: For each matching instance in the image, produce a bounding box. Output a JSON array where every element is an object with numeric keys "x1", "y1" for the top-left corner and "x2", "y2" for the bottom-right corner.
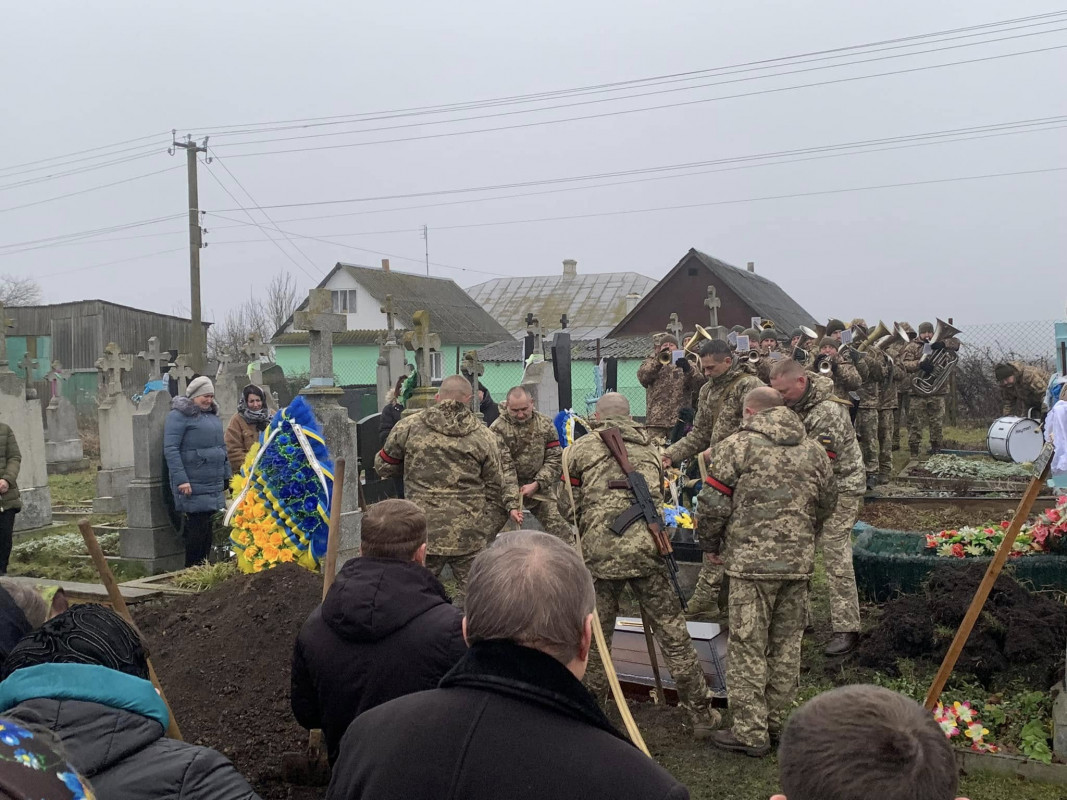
[{"x1": 599, "y1": 427, "x2": 688, "y2": 611}]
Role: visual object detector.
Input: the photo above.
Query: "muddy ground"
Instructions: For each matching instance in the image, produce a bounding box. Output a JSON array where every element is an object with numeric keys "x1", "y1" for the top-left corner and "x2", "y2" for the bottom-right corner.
[{"x1": 859, "y1": 503, "x2": 1013, "y2": 532}]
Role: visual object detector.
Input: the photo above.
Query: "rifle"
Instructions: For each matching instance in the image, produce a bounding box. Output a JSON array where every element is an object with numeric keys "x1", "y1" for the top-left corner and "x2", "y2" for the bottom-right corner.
[{"x1": 599, "y1": 427, "x2": 688, "y2": 611}]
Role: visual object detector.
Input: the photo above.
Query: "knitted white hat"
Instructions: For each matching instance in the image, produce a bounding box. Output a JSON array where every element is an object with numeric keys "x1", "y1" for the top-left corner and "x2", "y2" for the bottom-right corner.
[{"x1": 186, "y1": 376, "x2": 215, "y2": 399}]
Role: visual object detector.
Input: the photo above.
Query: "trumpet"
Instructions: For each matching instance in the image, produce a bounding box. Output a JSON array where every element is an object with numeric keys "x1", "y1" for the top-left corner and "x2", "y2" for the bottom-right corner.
[
  {"x1": 658, "y1": 349, "x2": 673, "y2": 364},
  {"x1": 817, "y1": 358, "x2": 834, "y2": 376},
  {"x1": 747, "y1": 348, "x2": 761, "y2": 364}
]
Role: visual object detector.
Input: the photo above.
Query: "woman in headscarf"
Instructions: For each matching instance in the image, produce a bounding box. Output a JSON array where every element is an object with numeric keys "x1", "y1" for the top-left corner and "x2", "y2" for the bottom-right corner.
[
  {"x1": 225, "y1": 384, "x2": 271, "y2": 473},
  {"x1": 163, "y1": 377, "x2": 230, "y2": 567},
  {"x1": 0, "y1": 605, "x2": 259, "y2": 799}
]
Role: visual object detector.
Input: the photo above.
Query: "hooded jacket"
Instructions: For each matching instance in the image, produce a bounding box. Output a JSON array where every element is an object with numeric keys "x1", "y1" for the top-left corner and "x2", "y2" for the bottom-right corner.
[
  {"x1": 696, "y1": 406, "x2": 836, "y2": 580},
  {"x1": 0, "y1": 663, "x2": 258, "y2": 800},
  {"x1": 0, "y1": 424, "x2": 22, "y2": 514},
  {"x1": 375, "y1": 400, "x2": 505, "y2": 556},
  {"x1": 163, "y1": 396, "x2": 230, "y2": 514},
  {"x1": 637, "y1": 355, "x2": 706, "y2": 429},
  {"x1": 558, "y1": 417, "x2": 664, "y2": 580},
  {"x1": 789, "y1": 374, "x2": 865, "y2": 496},
  {"x1": 291, "y1": 556, "x2": 465, "y2": 765},
  {"x1": 489, "y1": 408, "x2": 562, "y2": 494},
  {"x1": 665, "y1": 365, "x2": 764, "y2": 465},
  {"x1": 999, "y1": 361, "x2": 1051, "y2": 417}
]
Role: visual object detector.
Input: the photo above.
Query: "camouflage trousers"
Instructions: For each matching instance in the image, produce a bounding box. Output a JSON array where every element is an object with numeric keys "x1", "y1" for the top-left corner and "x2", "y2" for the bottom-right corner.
[
  {"x1": 895, "y1": 394, "x2": 911, "y2": 449},
  {"x1": 523, "y1": 495, "x2": 575, "y2": 542},
  {"x1": 908, "y1": 395, "x2": 946, "y2": 453},
  {"x1": 586, "y1": 572, "x2": 714, "y2": 726},
  {"x1": 425, "y1": 552, "x2": 480, "y2": 608},
  {"x1": 855, "y1": 407, "x2": 879, "y2": 476},
  {"x1": 642, "y1": 426, "x2": 672, "y2": 447},
  {"x1": 686, "y1": 555, "x2": 728, "y2": 620},
  {"x1": 877, "y1": 409, "x2": 895, "y2": 477},
  {"x1": 807, "y1": 494, "x2": 861, "y2": 633},
  {"x1": 727, "y1": 577, "x2": 806, "y2": 748}
]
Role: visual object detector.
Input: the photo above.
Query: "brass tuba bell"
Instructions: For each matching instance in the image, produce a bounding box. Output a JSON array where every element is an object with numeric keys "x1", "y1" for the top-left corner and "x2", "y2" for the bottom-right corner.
[
  {"x1": 682, "y1": 325, "x2": 714, "y2": 361},
  {"x1": 858, "y1": 321, "x2": 891, "y2": 351}
]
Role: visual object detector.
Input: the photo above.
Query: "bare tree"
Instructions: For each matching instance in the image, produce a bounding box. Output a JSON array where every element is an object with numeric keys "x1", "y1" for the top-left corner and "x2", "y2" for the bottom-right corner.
[
  {"x1": 0, "y1": 275, "x2": 42, "y2": 306},
  {"x1": 265, "y1": 271, "x2": 301, "y2": 333},
  {"x1": 208, "y1": 296, "x2": 273, "y2": 362}
]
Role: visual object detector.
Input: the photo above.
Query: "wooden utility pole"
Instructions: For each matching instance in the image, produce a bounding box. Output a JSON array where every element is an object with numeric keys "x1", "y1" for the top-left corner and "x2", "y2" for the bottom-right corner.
[{"x1": 172, "y1": 134, "x2": 209, "y2": 373}]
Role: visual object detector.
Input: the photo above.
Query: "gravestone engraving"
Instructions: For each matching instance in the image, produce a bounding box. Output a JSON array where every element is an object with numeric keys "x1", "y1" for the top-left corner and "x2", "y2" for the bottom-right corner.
[
  {"x1": 93, "y1": 344, "x2": 136, "y2": 513},
  {"x1": 44, "y1": 360, "x2": 88, "y2": 475}
]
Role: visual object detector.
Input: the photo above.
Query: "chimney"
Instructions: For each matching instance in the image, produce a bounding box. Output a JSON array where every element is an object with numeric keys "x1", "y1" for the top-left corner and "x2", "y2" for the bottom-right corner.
[
  {"x1": 562, "y1": 259, "x2": 577, "y2": 277},
  {"x1": 381, "y1": 258, "x2": 390, "y2": 273},
  {"x1": 746, "y1": 261, "x2": 755, "y2": 273},
  {"x1": 625, "y1": 292, "x2": 641, "y2": 313}
]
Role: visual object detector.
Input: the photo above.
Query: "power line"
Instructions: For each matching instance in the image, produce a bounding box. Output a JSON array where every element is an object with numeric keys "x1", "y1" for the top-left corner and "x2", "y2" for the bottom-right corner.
[
  {"x1": 0, "y1": 143, "x2": 167, "y2": 186},
  {"x1": 214, "y1": 43, "x2": 1067, "y2": 159},
  {"x1": 186, "y1": 11, "x2": 1067, "y2": 134},
  {"x1": 0, "y1": 165, "x2": 183, "y2": 214},
  {"x1": 33, "y1": 247, "x2": 187, "y2": 280},
  {"x1": 0, "y1": 131, "x2": 170, "y2": 176},
  {"x1": 0, "y1": 213, "x2": 185, "y2": 252}
]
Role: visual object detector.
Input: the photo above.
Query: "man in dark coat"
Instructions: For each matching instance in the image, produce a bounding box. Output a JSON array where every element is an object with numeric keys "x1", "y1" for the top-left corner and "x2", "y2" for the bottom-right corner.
[
  {"x1": 326, "y1": 530, "x2": 688, "y2": 800},
  {"x1": 292, "y1": 499, "x2": 466, "y2": 765}
]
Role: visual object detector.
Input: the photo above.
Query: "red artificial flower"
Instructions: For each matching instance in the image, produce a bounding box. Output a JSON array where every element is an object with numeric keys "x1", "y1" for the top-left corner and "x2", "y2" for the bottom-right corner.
[
  {"x1": 941, "y1": 530, "x2": 956, "y2": 539},
  {"x1": 1047, "y1": 509, "x2": 1062, "y2": 524},
  {"x1": 951, "y1": 543, "x2": 965, "y2": 558},
  {"x1": 1000, "y1": 520, "x2": 1011, "y2": 529},
  {"x1": 984, "y1": 528, "x2": 995, "y2": 535}
]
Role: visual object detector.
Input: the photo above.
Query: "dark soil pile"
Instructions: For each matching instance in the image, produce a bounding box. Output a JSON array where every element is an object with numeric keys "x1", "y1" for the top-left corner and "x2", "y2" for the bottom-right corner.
[
  {"x1": 859, "y1": 504, "x2": 1011, "y2": 532},
  {"x1": 134, "y1": 564, "x2": 326, "y2": 800},
  {"x1": 855, "y1": 564, "x2": 1067, "y2": 688}
]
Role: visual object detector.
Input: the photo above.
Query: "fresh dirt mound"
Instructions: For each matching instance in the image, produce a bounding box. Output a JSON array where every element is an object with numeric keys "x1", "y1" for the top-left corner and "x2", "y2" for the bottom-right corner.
[
  {"x1": 859, "y1": 504, "x2": 1011, "y2": 532},
  {"x1": 855, "y1": 564, "x2": 1067, "y2": 688},
  {"x1": 134, "y1": 563, "x2": 325, "y2": 800}
]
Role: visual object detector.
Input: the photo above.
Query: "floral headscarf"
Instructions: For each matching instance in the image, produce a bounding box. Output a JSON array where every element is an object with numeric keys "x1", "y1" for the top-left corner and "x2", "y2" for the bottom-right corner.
[{"x1": 0, "y1": 718, "x2": 94, "y2": 799}]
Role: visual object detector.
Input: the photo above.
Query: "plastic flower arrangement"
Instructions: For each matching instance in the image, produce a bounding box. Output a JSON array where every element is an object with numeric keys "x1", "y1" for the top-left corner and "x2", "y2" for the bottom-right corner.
[
  {"x1": 1026, "y1": 495, "x2": 1067, "y2": 551},
  {"x1": 663, "y1": 505, "x2": 694, "y2": 530},
  {"x1": 924, "y1": 520, "x2": 1034, "y2": 559},
  {"x1": 226, "y1": 396, "x2": 334, "y2": 574},
  {"x1": 553, "y1": 409, "x2": 590, "y2": 448},
  {"x1": 934, "y1": 701, "x2": 998, "y2": 753}
]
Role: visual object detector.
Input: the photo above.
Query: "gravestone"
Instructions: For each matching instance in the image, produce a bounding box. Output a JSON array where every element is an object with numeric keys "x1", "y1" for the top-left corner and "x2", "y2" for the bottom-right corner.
[
  {"x1": 462, "y1": 350, "x2": 484, "y2": 420},
  {"x1": 296, "y1": 288, "x2": 362, "y2": 556},
  {"x1": 376, "y1": 294, "x2": 408, "y2": 411},
  {"x1": 213, "y1": 353, "x2": 243, "y2": 422},
  {"x1": 704, "y1": 286, "x2": 728, "y2": 341},
  {"x1": 402, "y1": 310, "x2": 441, "y2": 412},
  {"x1": 44, "y1": 361, "x2": 88, "y2": 475},
  {"x1": 120, "y1": 388, "x2": 183, "y2": 573},
  {"x1": 523, "y1": 313, "x2": 543, "y2": 364},
  {"x1": 0, "y1": 319, "x2": 50, "y2": 530},
  {"x1": 551, "y1": 315, "x2": 573, "y2": 411},
  {"x1": 17, "y1": 351, "x2": 38, "y2": 400},
  {"x1": 93, "y1": 343, "x2": 136, "y2": 514},
  {"x1": 241, "y1": 333, "x2": 279, "y2": 412},
  {"x1": 170, "y1": 355, "x2": 195, "y2": 396}
]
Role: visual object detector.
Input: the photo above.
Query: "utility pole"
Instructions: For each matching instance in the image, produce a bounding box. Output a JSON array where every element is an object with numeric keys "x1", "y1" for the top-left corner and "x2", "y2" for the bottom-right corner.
[
  {"x1": 171, "y1": 133, "x2": 209, "y2": 373},
  {"x1": 421, "y1": 224, "x2": 429, "y2": 276}
]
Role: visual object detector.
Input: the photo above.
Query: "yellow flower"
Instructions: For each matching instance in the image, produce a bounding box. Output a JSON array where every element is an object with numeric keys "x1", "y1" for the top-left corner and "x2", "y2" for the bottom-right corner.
[
  {"x1": 262, "y1": 544, "x2": 281, "y2": 562},
  {"x1": 278, "y1": 548, "x2": 295, "y2": 563},
  {"x1": 233, "y1": 530, "x2": 251, "y2": 547},
  {"x1": 253, "y1": 530, "x2": 269, "y2": 548},
  {"x1": 245, "y1": 546, "x2": 259, "y2": 561},
  {"x1": 269, "y1": 531, "x2": 285, "y2": 546}
]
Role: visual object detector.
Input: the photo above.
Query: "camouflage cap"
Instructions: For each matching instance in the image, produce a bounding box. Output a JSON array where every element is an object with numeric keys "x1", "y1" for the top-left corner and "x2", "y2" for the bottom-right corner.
[
  {"x1": 918, "y1": 321, "x2": 934, "y2": 335},
  {"x1": 849, "y1": 318, "x2": 867, "y2": 329}
]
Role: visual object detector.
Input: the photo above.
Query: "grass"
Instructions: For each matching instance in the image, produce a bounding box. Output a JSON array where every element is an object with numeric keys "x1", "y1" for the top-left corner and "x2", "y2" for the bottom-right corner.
[
  {"x1": 9, "y1": 518, "x2": 144, "y2": 583},
  {"x1": 171, "y1": 561, "x2": 238, "y2": 591},
  {"x1": 891, "y1": 423, "x2": 988, "y2": 475},
  {"x1": 49, "y1": 464, "x2": 99, "y2": 508}
]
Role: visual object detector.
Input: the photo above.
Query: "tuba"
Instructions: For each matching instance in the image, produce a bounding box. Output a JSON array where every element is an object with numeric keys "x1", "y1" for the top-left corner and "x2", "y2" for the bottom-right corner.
[
  {"x1": 858, "y1": 321, "x2": 890, "y2": 352},
  {"x1": 912, "y1": 318, "x2": 962, "y2": 396},
  {"x1": 682, "y1": 325, "x2": 713, "y2": 365}
]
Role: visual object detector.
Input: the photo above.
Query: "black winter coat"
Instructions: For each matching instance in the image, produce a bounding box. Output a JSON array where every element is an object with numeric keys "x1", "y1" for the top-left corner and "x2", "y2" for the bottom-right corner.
[
  {"x1": 479, "y1": 387, "x2": 499, "y2": 426},
  {"x1": 0, "y1": 586, "x2": 30, "y2": 662},
  {"x1": 378, "y1": 403, "x2": 404, "y2": 448},
  {"x1": 326, "y1": 640, "x2": 689, "y2": 800},
  {"x1": 291, "y1": 557, "x2": 466, "y2": 765}
]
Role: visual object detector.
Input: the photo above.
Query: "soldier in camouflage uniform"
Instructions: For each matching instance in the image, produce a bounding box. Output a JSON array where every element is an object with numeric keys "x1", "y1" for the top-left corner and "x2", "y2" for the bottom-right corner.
[
  {"x1": 488, "y1": 386, "x2": 572, "y2": 540},
  {"x1": 893, "y1": 323, "x2": 917, "y2": 450},
  {"x1": 996, "y1": 361, "x2": 1052, "y2": 421},
  {"x1": 849, "y1": 321, "x2": 885, "y2": 488},
  {"x1": 901, "y1": 321, "x2": 960, "y2": 456},
  {"x1": 770, "y1": 360, "x2": 865, "y2": 656},
  {"x1": 875, "y1": 341, "x2": 902, "y2": 483},
  {"x1": 376, "y1": 375, "x2": 517, "y2": 605},
  {"x1": 559, "y1": 393, "x2": 721, "y2": 738},
  {"x1": 813, "y1": 338, "x2": 864, "y2": 407},
  {"x1": 636, "y1": 335, "x2": 706, "y2": 444},
  {"x1": 662, "y1": 339, "x2": 764, "y2": 621},
  {"x1": 697, "y1": 388, "x2": 836, "y2": 756}
]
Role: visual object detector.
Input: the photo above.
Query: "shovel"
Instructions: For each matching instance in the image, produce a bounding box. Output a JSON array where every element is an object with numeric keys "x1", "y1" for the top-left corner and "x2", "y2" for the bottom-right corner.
[{"x1": 282, "y1": 458, "x2": 345, "y2": 786}]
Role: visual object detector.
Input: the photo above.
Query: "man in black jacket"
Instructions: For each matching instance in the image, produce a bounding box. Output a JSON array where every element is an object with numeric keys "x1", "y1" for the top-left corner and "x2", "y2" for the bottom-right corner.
[
  {"x1": 291, "y1": 499, "x2": 466, "y2": 765},
  {"x1": 326, "y1": 530, "x2": 688, "y2": 800}
]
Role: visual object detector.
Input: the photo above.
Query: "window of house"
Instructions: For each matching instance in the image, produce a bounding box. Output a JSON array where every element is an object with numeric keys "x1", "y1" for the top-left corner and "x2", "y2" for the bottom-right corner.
[
  {"x1": 331, "y1": 289, "x2": 357, "y2": 314},
  {"x1": 430, "y1": 351, "x2": 444, "y2": 382}
]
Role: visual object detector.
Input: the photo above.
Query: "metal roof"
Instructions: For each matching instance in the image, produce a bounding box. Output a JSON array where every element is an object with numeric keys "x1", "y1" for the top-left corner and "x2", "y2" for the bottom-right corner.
[
  {"x1": 274, "y1": 330, "x2": 390, "y2": 346},
  {"x1": 275, "y1": 263, "x2": 513, "y2": 345},
  {"x1": 465, "y1": 270, "x2": 656, "y2": 339},
  {"x1": 476, "y1": 336, "x2": 652, "y2": 363}
]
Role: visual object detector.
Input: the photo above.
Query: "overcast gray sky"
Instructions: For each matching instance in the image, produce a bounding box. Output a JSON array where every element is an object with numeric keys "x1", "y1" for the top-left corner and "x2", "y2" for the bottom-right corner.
[{"x1": 2, "y1": 0, "x2": 1064, "y2": 331}]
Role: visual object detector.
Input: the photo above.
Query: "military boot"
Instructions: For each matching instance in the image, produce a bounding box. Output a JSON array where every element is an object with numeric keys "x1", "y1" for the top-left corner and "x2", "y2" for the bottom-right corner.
[
  {"x1": 824, "y1": 632, "x2": 859, "y2": 656},
  {"x1": 691, "y1": 707, "x2": 723, "y2": 741},
  {"x1": 709, "y1": 729, "x2": 771, "y2": 758}
]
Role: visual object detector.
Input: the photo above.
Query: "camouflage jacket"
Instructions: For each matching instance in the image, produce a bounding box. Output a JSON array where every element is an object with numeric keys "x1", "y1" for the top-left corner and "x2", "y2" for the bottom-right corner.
[
  {"x1": 696, "y1": 407, "x2": 836, "y2": 580},
  {"x1": 790, "y1": 374, "x2": 865, "y2": 496},
  {"x1": 901, "y1": 336, "x2": 961, "y2": 397},
  {"x1": 812, "y1": 353, "x2": 864, "y2": 402},
  {"x1": 558, "y1": 417, "x2": 664, "y2": 580},
  {"x1": 637, "y1": 356, "x2": 706, "y2": 428},
  {"x1": 856, "y1": 348, "x2": 886, "y2": 409},
  {"x1": 375, "y1": 400, "x2": 505, "y2": 557},
  {"x1": 489, "y1": 408, "x2": 562, "y2": 504},
  {"x1": 885, "y1": 340, "x2": 911, "y2": 402},
  {"x1": 876, "y1": 346, "x2": 904, "y2": 410},
  {"x1": 1000, "y1": 361, "x2": 1051, "y2": 416},
  {"x1": 665, "y1": 367, "x2": 764, "y2": 464}
]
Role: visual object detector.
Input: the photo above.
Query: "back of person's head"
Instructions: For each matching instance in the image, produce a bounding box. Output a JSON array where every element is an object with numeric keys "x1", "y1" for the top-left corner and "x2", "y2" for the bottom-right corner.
[
  {"x1": 594, "y1": 392, "x2": 630, "y2": 419},
  {"x1": 1, "y1": 604, "x2": 149, "y2": 681},
  {"x1": 464, "y1": 531, "x2": 594, "y2": 664},
  {"x1": 360, "y1": 499, "x2": 427, "y2": 560},
  {"x1": 743, "y1": 386, "x2": 784, "y2": 415},
  {"x1": 0, "y1": 580, "x2": 48, "y2": 629},
  {"x1": 776, "y1": 685, "x2": 961, "y2": 800},
  {"x1": 437, "y1": 374, "x2": 473, "y2": 402},
  {"x1": 0, "y1": 716, "x2": 94, "y2": 799}
]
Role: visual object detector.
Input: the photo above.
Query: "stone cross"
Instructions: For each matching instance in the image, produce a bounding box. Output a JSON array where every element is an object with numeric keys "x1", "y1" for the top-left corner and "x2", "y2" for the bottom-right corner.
[
  {"x1": 170, "y1": 355, "x2": 196, "y2": 396},
  {"x1": 45, "y1": 360, "x2": 69, "y2": 398},
  {"x1": 17, "y1": 351, "x2": 37, "y2": 386},
  {"x1": 462, "y1": 350, "x2": 484, "y2": 416},
  {"x1": 294, "y1": 289, "x2": 347, "y2": 390},
  {"x1": 403, "y1": 310, "x2": 441, "y2": 388},
  {"x1": 524, "y1": 313, "x2": 543, "y2": 362},
  {"x1": 242, "y1": 332, "x2": 271, "y2": 365},
  {"x1": 95, "y1": 342, "x2": 134, "y2": 397},
  {"x1": 137, "y1": 337, "x2": 167, "y2": 383},
  {"x1": 560, "y1": 313, "x2": 569, "y2": 330},
  {"x1": 0, "y1": 303, "x2": 14, "y2": 372},
  {"x1": 381, "y1": 294, "x2": 398, "y2": 345},
  {"x1": 704, "y1": 286, "x2": 721, "y2": 328},
  {"x1": 667, "y1": 313, "x2": 684, "y2": 343}
]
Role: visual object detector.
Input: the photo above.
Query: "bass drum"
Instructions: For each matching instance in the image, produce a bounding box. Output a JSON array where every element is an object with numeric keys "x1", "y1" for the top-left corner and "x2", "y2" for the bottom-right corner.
[{"x1": 987, "y1": 416, "x2": 1044, "y2": 463}]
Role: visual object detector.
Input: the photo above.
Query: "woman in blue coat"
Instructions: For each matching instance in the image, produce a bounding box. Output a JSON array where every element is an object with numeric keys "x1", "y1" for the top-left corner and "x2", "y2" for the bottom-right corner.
[{"x1": 164, "y1": 376, "x2": 231, "y2": 566}]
